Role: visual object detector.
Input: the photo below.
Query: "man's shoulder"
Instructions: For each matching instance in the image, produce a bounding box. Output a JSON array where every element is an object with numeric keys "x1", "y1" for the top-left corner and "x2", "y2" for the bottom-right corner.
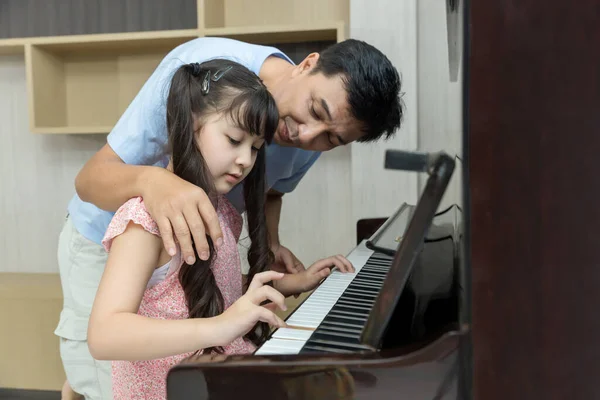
[
  {"x1": 266, "y1": 144, "x2": 321, "y2": 165},
  {"x1": 170, "y1": 37, "x2": 293, "y2": 73}
]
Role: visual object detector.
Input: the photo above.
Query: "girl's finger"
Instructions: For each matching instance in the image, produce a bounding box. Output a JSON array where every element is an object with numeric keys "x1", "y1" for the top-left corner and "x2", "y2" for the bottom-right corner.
[
  {"x1": 248, "y1": 271, "x2": 285, "y2": 291},
  {"x1": 259, "y1": 308, "x2": 287, "y2": 328},
  {"x1": 251, "y1": 285, "x2": 287, "y2": 312}
]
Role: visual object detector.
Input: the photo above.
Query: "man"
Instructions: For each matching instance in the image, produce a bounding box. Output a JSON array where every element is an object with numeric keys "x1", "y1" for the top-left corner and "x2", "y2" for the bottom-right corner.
[{"x1": 57, "y1": 37, "x2": 403, "y2": 399}]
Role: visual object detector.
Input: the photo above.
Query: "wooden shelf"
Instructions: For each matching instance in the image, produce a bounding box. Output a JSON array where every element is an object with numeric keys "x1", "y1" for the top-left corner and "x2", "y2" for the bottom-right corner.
[
  {"x1": 0, "y1": 38, "x2": 28, "y2": 55},
  {"x1": 30, "y1": 126, "x2": 116, "y2": 135},
  {"x1": 27, "y1": 29, "x2": 201, "y2": 55},
  {"x1": 0, "y1": 29, "x2": 201, "y2": 56},
  {"x1": 204, "y1": 22, "x2": 345, "y2": 44}
]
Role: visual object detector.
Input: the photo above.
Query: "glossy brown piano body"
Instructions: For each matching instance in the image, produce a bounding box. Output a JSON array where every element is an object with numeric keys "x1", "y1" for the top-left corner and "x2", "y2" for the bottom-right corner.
[
  {"x1": 167, "y1": 194, "x2": 466, "y2": 399},
  {"x1": 167, "y1": 329, "x2": 466, "y2": 400},
  {"x1": 468, "y1": 0, "x2": 600, "y2": 398}
]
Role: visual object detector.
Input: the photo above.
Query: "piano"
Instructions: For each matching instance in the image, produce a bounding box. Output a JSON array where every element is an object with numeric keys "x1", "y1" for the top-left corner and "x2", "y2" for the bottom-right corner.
[{"x1": 166, "y1": 150, "x2": 470, "y2": 400}]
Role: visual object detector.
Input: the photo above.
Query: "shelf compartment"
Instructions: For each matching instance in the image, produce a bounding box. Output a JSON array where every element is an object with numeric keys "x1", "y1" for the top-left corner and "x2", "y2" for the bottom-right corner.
[
  {"x1": 200, "y1": 0, "x2": 348, "y2": 30},
  {"x1": 24, "y1": 30, "x2": 200, "y2": 134}
]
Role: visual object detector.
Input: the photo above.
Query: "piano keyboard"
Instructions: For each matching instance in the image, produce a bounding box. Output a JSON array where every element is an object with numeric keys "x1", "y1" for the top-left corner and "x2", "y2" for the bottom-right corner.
[{"x1": 255, "y1": 241, "x2": 395, "y2": 355}]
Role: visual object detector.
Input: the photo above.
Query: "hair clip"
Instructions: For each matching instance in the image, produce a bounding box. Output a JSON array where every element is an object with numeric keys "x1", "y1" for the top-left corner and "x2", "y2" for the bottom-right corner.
[
  {"x1": 201, "y1": 65, "x2": 233, "y2": 95},
  {"x1": 201, "y1": 71, "x2": 211, "y2": 95},
  {"x1": 211, "y1": 65, "x2": 233, "y2": 82}
]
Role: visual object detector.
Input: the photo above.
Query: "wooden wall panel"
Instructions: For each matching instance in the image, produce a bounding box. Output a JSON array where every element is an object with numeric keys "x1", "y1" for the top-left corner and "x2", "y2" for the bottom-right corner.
[
  {"x1": 468, "y1": 1, "x2": 600, "y2": 398},
  {"x1": 221, "y1": 0, "x2": 348, "y2": 29}
]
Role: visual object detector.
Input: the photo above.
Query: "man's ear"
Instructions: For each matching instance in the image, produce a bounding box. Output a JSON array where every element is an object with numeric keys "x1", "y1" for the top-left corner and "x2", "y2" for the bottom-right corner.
[{"x1": 291, "y1": 52, "x2": 320, "y2": 77}]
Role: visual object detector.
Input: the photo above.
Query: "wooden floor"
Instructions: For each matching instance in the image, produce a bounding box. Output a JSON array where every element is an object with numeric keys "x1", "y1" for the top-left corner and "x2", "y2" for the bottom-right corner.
[{"x1": 0, "y1": 389, "x2": 60, "y2": 400}]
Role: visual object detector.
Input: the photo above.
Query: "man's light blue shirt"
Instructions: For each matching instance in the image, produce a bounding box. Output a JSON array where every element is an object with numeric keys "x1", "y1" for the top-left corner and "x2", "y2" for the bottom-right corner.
[{"x1": 67, "y1": 37, "x2": 321, "y2": 245}]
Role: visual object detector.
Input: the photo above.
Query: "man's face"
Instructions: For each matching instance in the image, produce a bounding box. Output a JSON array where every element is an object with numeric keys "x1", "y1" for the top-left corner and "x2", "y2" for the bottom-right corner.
[{"x1": 273, "y1": 54, "x2": 364, "y2": 151}]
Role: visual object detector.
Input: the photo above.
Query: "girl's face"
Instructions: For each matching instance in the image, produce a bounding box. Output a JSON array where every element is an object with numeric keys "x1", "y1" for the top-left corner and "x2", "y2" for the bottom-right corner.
[{"x1": 194, "y1": 113, "x2": 265, "y2": 194}]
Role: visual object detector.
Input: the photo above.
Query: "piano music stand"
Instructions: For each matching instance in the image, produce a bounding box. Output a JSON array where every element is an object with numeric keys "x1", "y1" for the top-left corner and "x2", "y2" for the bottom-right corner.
[{"x1": 360, "y1": 150, "x2": 456, "y2": 350}]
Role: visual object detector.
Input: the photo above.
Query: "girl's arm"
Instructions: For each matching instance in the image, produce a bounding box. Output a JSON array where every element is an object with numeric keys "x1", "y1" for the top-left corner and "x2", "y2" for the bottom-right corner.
[
  {"x1": 88, "y1": 223, "x2": 288, "y2": 361},
  {"x1": 87, "y1": 223, "x2": 223, "y2": 361},
  {"x1": 273, "y1": 255, "x2": 355, "y2": 297}
]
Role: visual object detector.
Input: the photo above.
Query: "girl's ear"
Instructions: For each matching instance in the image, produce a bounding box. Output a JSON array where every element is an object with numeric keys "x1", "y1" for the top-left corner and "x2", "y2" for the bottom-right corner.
[{"x1": 192, "y1": 115, "x2": 201, "y2": 134}]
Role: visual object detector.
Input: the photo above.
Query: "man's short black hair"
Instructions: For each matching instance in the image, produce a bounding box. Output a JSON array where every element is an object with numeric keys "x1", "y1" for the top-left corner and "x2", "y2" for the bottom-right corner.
[{"x1": 311, "y1": 39, "x2": 404, "y2": 142}]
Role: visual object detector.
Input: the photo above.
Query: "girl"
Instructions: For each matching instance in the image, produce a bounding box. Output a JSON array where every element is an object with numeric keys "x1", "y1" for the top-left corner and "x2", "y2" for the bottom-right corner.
[{"x1": 86, "y1": 59, "x2": 353, "y2": 400}]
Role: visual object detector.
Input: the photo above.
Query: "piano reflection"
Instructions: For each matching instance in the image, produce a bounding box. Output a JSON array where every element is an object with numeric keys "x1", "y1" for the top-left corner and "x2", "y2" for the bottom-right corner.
[{"x1": 166, "y1": 150, "x2": 469, "y2": 400}]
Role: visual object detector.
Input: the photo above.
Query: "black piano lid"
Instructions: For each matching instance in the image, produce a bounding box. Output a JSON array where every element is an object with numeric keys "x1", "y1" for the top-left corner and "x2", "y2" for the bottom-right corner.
[{"x1": 360, "y1": 150, "x2": 456, "y2": 350}]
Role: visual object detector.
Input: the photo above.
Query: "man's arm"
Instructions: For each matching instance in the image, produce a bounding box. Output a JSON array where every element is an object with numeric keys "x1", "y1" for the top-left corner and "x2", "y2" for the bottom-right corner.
[
  {"x1": 75, "y1": 144, "x2": 223, "y2": 265},
  {"x1": 75, "y1": 144, "x2": 157, "y2": 212},
  {"x1": 265, "y1": 189, "x2": 284, "y2": 249},
  {"x1": 265, "y1": 189, "x2": 304, "y2": 274}
]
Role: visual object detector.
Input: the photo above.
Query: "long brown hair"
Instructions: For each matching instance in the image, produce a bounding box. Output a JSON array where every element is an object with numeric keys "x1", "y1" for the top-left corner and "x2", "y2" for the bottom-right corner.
[{"x1": 166, "y1": 59, "x2": 278, "y2": 352}]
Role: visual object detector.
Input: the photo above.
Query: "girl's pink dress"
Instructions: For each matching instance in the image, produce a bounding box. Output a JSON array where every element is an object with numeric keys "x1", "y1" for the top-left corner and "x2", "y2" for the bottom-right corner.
[{"x1": 102, "y1": 196, "x2": 256, "y2": 400}]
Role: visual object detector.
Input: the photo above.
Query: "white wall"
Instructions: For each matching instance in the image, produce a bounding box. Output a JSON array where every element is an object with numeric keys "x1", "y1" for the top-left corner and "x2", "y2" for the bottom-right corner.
[
  {"x1": 417, "y1": 0, "x2": 464, "y2": 210},
  {"x1": 350, "y1": 0, "x2": 420, "y2": 222},
  {"x1": 0, "y1": 54, "x2": 106, "y2": 273}
]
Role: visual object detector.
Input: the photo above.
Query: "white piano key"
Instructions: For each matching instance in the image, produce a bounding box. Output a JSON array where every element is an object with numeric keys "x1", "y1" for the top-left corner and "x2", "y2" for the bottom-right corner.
[
  {"x1": 254, "y1": 348, "x2": 289, "y2": 355},
  {"x1": 285, "y1": 319, "x2": 320, "y2": 329},
  {"x1": 272, "y1": 328, "x2": 314, "y2": 341},
  {"x1": 254, "y1": 338, "x2": 305, "y2": 355}
]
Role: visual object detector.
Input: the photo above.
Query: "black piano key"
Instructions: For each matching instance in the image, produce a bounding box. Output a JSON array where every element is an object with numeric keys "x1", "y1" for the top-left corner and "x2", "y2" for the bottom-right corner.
[
  {"x1": 336, "y1": 297, "x2": 375, "y2": 308},
  {"x1": 344, "y1": 288, "x2": 378, "y2": 298},
  {"x1": 338, "y1": 293, "x2": 376, "y2": 303},
  {"x1": 361, "y1": 265, "x2": 390, "y2": 273},
  {"x1": 310, "y1": 330, "x2": 362, "y2": 344},
  {"x1": 352, "y1": 276, "x2": 385, "y2": 286},
  {"x1": 331, "y1": 304, "x2": 371, "y2": 315},
  {"x1": 365, "y1": 258, "x2": 392, "y2": 265},
  {"x1": 355, "y1": 271, "x2": 384, "y2": 278},
  {"x1": 363, "y1": 261, "x2": 391, "y2": 268},
  {"x1": 329, "y1": 306, "x2": 369, "y2": 316},
  {"x1": 319, "y1": 322, "x2": 363, "y2": 336},
  {"x1": 319, "y1": 317, "x2": 364, "y2": 329},
  {"x1": 300, "y1": 345, "x2": 355, "y2": 354},
  {"x1": 359, "y1": 269, "x2": 389, "y2": 276},
  {"x1": 369, "y1": 254, "x2": 393, "y2": 262},
  {"x1": 351, "y1": 275, "x2": 385, "y2": 285},
  {"x1": 357, "y1": 275, "x2": 386, "y2": 282},
  {"x1": 353, "y1": 274, "x2": 385, "y2": 282},
  {"x1": 302, "y1": 338, "x2": 372, "y2": 353},
  {"x1": 308, "y1": 334, "x2": 362, "y2": 348},
  {"x1": 327, "y1": 311, "x2": 368, "y2": 322},
  {"x1": 355, "y1": 274, "x2": 385, "y2": 287},
  {"x1": 350, "y1": 281, "x2": 383, "y2": 290}
]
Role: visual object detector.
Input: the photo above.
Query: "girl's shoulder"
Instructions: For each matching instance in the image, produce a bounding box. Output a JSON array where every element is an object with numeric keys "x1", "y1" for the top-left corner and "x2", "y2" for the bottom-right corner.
[{"x1": 102, "y1": 197, "x2": 160, "y2": 252}]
